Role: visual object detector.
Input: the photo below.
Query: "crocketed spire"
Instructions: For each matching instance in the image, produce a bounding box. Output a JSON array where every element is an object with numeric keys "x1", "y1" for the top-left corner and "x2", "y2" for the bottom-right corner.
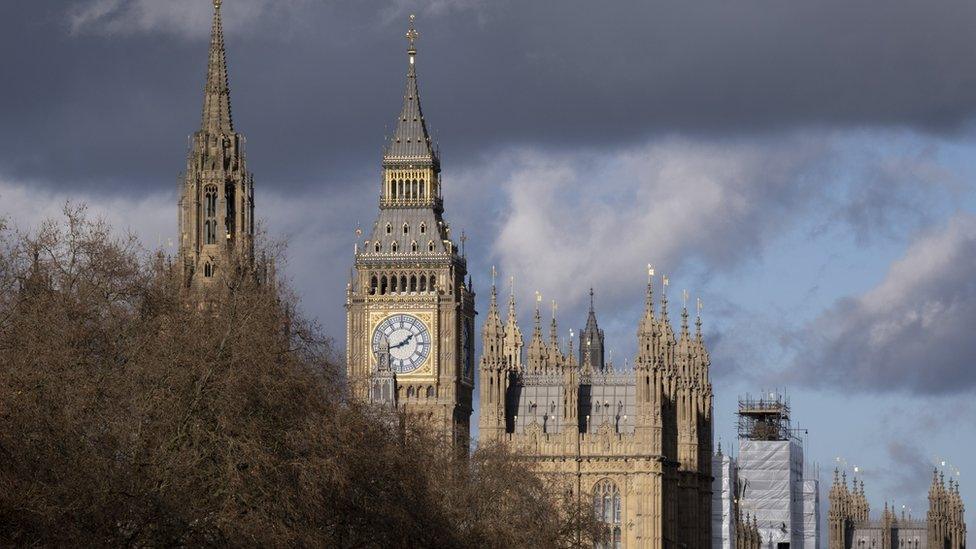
[
  {"x1": 384, "y1": 15, "x2": 438, "y2": 167},
  {"x1": 201, "y1": 0, "x2": 233, "y2": 135}
]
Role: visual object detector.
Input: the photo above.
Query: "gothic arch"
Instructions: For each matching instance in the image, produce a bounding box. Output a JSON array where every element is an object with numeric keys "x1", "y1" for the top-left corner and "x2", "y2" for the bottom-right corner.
[{"x1": 593, "y1": 478, "x2": 622, "y2": 549}]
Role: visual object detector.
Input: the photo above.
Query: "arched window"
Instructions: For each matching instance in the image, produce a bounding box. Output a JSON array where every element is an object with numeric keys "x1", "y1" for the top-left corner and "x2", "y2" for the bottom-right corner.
[
  {"x1": 419, "y1": 275, "x2": 427, "y2": 292},
  {"x1": 428, "y1": 241, "x2": 435, "y2": 252},
  {"x1": 403, "y1": 223, "x2": 409, "y2": 234},
  {"x1": 400, "y1": 275, "x2": 407, "y2": 291},
  {"x1": 419, "y1": 180, "x2": 426, "y2": 199},
  {"x1": 411, "y1": 241, "x2": 418, "y2": 253},
  {"x1": 370, "y1": 275, "x2": 378, "y2": 295},
  {"x1": 374, "y1": 241, "x2": 381, "y2": 253},
  {"x1": 380, "y1": 275, "x2": 388, "y2": 295},
  {"x1": 390, "y1": 275, "x2": 398, "y2": 293},
  {"x1": 386, "y1": 223, "x2": 392, "y2": 235},
  {"x1": 429, "y1": 274, "x2": 436, "y2": 291},
  {"x1": 593, "y1": 479, "x2": 622, "y2": 549},
  {"x1": 410, "y1": 275, "x2": 417, "y2": 292},
  {"x1": 204, "y1": 262, "x2": 214, "y2": 278},
  {"x1": 391, "y1": 241, "x2": 398, "y2": 253},
  {"x1": 407, "y1": 386, "x2": 415, "y2": 398},
  {"x1": 204, "y1": 185, "x2": 218, "y2": 245},
  {"x1": 426, "y1": 386, "x2": 434, "y2": 398},
  {"x1": 420, "y1": 223, "x2": 426, "y2": 234},
  {"x1": 412, "y1": 179, "x2": 418, "y2": 199}
]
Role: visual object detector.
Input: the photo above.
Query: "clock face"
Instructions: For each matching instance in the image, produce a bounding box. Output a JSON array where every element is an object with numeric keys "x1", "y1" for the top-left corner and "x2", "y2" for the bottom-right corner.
[{"x1": 372, "y1": 314, "x2": 431, "y2": 374}]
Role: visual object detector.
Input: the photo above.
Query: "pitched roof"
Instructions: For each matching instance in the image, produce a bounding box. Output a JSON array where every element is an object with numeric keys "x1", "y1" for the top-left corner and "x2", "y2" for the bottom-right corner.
[{"x1": 384, "y1": 18, "x2": 438, "y2": 167}]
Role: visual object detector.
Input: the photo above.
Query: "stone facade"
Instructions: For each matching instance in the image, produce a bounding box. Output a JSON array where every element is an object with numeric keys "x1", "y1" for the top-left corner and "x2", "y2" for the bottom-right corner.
[
  {"x1": 828, "y1": 470, "x2": 967, "y2": 549},
  {"x1": 178, "y1": 0, "x2": 255, "y2": 290},
  {"x1": 345, "y1": 16, "x2": 475, "y2": 447},
  {"x1": 479, "y1": 275, "x2": 714, "y2": 548}
]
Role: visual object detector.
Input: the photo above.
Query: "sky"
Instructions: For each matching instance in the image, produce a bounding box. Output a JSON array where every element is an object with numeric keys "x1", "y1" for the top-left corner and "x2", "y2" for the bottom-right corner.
[{"x1": 1, "y1": 0, "x2": 974, "y2": 531}]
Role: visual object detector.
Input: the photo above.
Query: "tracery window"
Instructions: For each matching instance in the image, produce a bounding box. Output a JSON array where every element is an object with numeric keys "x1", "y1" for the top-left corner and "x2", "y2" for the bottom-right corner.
[
  {"x1": 204, "y1": 185, "x2": 218, "y2": 245},
  {"x1": 593, "y1": 479, "x2": 622, "y2": 549}
]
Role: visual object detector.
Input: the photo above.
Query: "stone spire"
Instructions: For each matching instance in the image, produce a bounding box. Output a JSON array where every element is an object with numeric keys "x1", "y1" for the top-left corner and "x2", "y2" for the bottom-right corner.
[
  {"x1": 178, "y1": 0, "x2": 255, "y2": 289},
  {"x1": 201, "y1": 0, "x2": 233, "y2": 135},
  {"x1": 579, "y1": 288, "x2": 606, "y2": 372},
  {"x1": 549, "y1": 300, "x2": 560, "y2": 351},
  {"x1": 527, "y1": 292, "x2": 546, "y2": 373},
  {"x1": 384, "y1": 14, "x2": 438, "y2": 168},
  {"x1": 503, "y1": 277, "x2": 523, "y2": 371},
  {"x1": 482, "y1": 267, "x2": 504, "y2": 352}
]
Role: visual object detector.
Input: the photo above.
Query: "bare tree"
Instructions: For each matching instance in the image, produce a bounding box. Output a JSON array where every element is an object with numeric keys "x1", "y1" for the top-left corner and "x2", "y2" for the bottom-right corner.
[{"x1": 0, "y1": 206, "x2": 598, "y2": 548}]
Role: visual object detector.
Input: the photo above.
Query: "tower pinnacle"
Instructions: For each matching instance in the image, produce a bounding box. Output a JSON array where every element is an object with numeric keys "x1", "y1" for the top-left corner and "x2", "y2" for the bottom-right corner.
[
  {"x1": 202, "y1": 0, "x2": 232, "y2": 135},
  {"x1": 384, "y1": 15, "x2": 437, "y2": 167}
]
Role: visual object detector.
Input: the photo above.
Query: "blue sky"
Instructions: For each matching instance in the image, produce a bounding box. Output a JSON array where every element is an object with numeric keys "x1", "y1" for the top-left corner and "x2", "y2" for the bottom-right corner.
[{"x1": 1, "y1": 0, "x2": 974, "y2": 530}]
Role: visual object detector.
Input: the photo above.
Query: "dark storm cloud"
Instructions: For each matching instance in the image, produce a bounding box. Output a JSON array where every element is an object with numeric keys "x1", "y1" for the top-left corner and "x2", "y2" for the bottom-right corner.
[
  {"x1": 788, "y1": 214, "x2": 976, "y2": 395},
  {"x1": 2, "y1": 0, "x2": 976, "y2": 195}
]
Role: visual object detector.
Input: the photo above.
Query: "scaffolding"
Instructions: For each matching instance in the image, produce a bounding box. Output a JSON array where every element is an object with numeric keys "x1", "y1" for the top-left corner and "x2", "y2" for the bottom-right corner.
[
  {"x1": 737, "y1": 392, "x2": 799, "y2": 442},
  {"x1": 735, "y1": 391, "x2": 820, "y2": 549}
]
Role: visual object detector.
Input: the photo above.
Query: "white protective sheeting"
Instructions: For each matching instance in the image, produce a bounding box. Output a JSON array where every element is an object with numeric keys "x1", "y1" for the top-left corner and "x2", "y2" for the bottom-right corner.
[
  {"x1": 737, "y1": 440, "x2": 797, "y2": 547},
  {"x1": 800, "y1": 479, "x2": 819, "y2": 549},
  {"x1": 711, "y1": 453, "x2": 736, "y2": 549}
]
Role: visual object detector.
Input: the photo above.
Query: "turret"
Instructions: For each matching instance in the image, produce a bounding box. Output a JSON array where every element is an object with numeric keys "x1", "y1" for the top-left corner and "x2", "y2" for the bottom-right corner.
[
  {"x1": 478, "y1": 270, "x2": 508, "y2": 440},
  {"x1": 526, "y1": 293, "x2": 547, "y2": 374},
  {"x1": 503, "y1": 278, "x2": 523, "y2": 372},
  {"x1": 178, "y1": 0, "x2": 256, "y2": 289},
  {"x1": 579, "y1": 288, "x2": 606, "y2": 373},
  {"x1": 370, "y1": 335, "x2": 398, "y2": 409},
  {"x1": 828, "y1": 469, "x2": 852, "y2": 549}
]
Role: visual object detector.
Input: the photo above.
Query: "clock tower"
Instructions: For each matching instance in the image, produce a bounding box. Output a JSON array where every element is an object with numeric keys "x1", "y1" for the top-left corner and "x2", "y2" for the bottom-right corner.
[{"x1": 346, "y1": 16, "x2": 475, "y2": 448}]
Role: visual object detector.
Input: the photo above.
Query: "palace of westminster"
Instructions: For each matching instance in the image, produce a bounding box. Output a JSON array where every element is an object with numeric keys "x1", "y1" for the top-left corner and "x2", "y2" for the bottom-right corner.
[{"x1": 174, "y1": 2, "x2": 967, "y2": 548}]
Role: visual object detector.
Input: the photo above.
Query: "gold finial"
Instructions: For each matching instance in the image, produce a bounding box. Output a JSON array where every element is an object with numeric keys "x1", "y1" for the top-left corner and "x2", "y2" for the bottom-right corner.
[
  {"x1": 214, "y1": 0, "x2": 222, "y2": 10},
  {"x1": 647, "y1": 263, "x2": 655, "y2": 281},
  {"x1": 406, "y1": 14, "x2": 419, "y2": 55},
  {"x1": 682, "y1": 289, "x2": 689, "y2": 308},
  {"x1": 552, "y1": 299, "x2": 557, "y2": 319},
  {"x1": 697, "y1": 297, "x2": 703, "y2": 315},
  {"x1": 491, "y1": 265, "x2": 497, "y2": 287}
]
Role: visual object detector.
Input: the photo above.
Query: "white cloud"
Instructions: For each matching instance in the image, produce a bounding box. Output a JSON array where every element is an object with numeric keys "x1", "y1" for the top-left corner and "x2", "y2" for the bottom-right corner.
[
  {"x1": 792, "y1": 213, "x2": 976, "y2": 394},
  {"x1": 0, "y1": 179, "x2": 175, "y2": 249},
  {"x1": 487, "y1": 136, "x2": 831, "y2": 311}
]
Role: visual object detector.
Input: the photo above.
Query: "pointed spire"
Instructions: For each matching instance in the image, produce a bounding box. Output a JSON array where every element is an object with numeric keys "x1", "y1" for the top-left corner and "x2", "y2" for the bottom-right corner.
[
  {"x1": 488, "y1": 266, "x2": 498, "y2": 311},
  {"x1": 201, "y1": 0, "x2": 233, "y2": 135},
  {"x1": 384, "y1": 14, "x2": 437, "y2": 166},
  {"x1": 695, "y1": 297, "x2": 704, "y2": 342},
  {"x1": 533, "y1": 291, "x2": 543, "y2": 338},
  {"x1": 660, "y1": 275, "x2": 670, "y2": 322},
  {"x1": 507, "y1": 276, "x2": 517, "y2": 324},
  {"x1": 549, "y1": 300, "x2": 559, "y2": 349},
  {"x1": 680, "y1": 289, "x2": 691, "y2": 337}
]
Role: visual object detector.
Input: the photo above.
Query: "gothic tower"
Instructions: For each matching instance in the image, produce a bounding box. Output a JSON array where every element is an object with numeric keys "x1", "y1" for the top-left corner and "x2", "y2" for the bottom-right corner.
[
  {"x1": 178, "y1": 0, "x2": 255, "y2": 288},
  {"x1": 346, "y1": 16, "x2": 475, "y2": 447}
]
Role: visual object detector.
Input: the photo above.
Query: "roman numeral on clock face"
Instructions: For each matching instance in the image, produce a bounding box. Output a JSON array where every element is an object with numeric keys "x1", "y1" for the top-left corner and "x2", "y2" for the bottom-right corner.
[{"x1": 372, "y1": 313, "x2": 431, "y2": 374}]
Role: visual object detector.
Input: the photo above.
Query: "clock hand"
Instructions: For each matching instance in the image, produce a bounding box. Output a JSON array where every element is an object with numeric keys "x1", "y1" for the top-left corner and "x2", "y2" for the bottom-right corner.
[{"x1": 390, "y1": 334, "x2": 414, "y2": 350}]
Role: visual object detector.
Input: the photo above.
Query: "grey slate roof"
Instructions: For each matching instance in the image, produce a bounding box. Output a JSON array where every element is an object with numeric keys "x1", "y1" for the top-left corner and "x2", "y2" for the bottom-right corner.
[{"x1": 383, "y1": 41, "x2": 438, "y2": 166}]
